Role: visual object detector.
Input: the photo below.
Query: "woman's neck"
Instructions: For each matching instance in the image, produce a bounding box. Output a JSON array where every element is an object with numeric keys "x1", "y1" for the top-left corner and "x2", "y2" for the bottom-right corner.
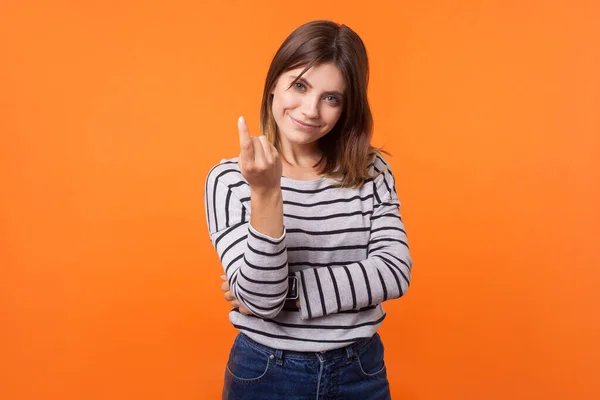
[
  {"x1": 279, "y1": 145, "x2": 324, "y2": 180},
  {"x1": 279, "y1": 140, "x2": 322, "y2": 168}
]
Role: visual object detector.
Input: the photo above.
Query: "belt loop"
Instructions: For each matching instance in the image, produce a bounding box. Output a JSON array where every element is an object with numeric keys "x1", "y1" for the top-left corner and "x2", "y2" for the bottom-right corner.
[
  {"x1": 275, "y1": 349, "x2": 283, "y2": 366},
  {"x1": 345, "y1": 345, "x2": 354, "y2": 364}
]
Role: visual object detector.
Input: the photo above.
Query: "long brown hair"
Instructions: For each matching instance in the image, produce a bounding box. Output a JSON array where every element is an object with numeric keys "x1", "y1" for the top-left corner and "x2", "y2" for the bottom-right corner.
[{"x1": 259, "y1": 20, "x2": 388, "y2": 188}]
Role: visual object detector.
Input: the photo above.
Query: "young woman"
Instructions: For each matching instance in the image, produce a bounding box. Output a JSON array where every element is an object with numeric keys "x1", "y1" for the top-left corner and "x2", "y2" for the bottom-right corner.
[{"x1": 204, "y1": 20, "x2": 412, "y2": 400}]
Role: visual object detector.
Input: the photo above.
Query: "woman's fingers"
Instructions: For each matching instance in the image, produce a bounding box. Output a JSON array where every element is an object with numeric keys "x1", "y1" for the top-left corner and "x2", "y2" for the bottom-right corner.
[
  {"x1": 238, "y1": 116, "x2": 254, "y2": 165},
  {"x1": 220, "y1": 279, "x2": 230, "y2": 292},
  {"x1": 238, "y1": 305, "x2": 252, "y2": 315},
  {"x1": 236, "y1": 116, "x2": 282, "y2": 191},
  {"x1": 238, "y1": 116, "x2": 274, "y2": 166},
  {"x1": 221, "y1": 274, "x2": 251, "y2": 315},
  {"x1": 251, "y1": 136, "x2": 267, "y2": 166},
  {"x1": 258, "y1": 135, "x2": 273, "y2": 164},
  {"x1": 237, "y1": 115, "x2": 270, "y2": 171},
  {"x1": 224, "y1": 290, "x2": 235, "y2": 302},
  {"x1": 225, "y1": 292, "x2": 252, "y2": 315}
]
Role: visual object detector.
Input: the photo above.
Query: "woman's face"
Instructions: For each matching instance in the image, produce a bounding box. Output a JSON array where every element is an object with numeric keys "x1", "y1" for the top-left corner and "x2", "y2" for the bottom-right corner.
[{"x1": 270, "y1": 62, "x2": 346, "y2": 151}]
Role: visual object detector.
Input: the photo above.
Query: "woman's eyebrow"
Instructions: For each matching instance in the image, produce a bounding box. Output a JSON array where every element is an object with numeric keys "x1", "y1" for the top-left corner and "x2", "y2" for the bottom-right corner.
[
  {"x1": 290, "y1": 76, "x2": 345, "y2": 96},
  {"x1": 290, "y1": 76, "x2": 314, "y2": 88}
]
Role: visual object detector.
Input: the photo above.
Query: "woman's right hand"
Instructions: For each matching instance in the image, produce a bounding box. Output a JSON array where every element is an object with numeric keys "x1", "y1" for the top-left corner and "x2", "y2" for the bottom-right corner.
[{"x1": 237, "y1": 116, "x2": 282, "y2": 194}]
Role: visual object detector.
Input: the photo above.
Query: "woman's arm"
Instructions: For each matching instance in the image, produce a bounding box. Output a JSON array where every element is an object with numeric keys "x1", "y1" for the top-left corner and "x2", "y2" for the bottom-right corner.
[
  {"x1": 295, "y1": 157, "x2": 412, "y2": 320},
  {"x1": 204, "y1": 117, "x2": 288, "y2": 319}
]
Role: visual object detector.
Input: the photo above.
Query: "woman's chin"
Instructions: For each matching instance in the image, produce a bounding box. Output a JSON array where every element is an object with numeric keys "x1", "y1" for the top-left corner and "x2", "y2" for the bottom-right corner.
[{"x1": 279, "y1": 130, "x2": 320, "y2": 146}]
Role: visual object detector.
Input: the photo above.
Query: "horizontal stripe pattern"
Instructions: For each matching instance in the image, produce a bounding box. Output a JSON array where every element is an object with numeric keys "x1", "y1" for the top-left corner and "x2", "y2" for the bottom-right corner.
[{"x1": 204, "y1": 154, "x2": 412, "y2": 351}]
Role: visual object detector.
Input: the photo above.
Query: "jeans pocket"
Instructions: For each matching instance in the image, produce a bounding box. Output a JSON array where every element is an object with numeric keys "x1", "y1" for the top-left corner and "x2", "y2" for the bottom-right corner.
[
  {"x1": 354, "y1": 334, "x2": 387, "y2": 378},
  {"x1": 225, "y1": 334, "x2": 272, "y2": 384}
]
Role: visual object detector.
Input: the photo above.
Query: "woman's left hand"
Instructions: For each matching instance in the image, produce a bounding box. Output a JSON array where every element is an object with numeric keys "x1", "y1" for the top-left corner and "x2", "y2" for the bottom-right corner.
[{"x1": 220, "y1": 275, "x2": 253, "y2": 315}]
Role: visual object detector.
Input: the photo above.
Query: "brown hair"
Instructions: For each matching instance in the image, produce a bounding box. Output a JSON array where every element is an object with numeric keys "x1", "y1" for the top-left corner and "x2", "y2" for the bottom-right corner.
[{"x1": 259, "y1": 20, "x2": 388, "y2": 188}]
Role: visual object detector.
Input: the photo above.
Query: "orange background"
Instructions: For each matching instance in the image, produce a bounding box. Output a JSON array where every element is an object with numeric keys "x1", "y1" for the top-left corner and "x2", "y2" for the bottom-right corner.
[{"x1": 1, "y1": 0, "x2": 599, "y2": 399}]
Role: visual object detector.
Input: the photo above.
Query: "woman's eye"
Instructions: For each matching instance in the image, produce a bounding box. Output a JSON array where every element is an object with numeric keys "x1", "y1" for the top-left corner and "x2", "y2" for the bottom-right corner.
[
  {"x1": 294, "y1": 82, "x2": 306, "y2": 90},
  {"x1": 325, "y1": 95, "x2": 339, "y2": 104}
]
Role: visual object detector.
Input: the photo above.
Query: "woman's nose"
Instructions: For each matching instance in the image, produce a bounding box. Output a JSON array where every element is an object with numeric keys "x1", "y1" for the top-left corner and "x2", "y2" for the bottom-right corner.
[{"x1": 300, "y1": 96, "x2": 320, "y2": 119}]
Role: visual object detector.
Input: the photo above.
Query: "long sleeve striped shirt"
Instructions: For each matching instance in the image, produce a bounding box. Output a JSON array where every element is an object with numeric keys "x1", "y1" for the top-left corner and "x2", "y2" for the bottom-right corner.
[{"x1": 204, "y1": 154, "x2": 412, "y2": 352}]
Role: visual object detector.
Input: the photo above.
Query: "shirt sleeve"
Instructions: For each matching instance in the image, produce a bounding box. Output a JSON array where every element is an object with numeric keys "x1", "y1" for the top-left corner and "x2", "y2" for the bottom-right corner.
[
  {"x1": 204, "y1": 166, "x2": 289, "y2": 319},
  {"x1": 295, "y1": 159, "x2": 412, "y2": 320}
]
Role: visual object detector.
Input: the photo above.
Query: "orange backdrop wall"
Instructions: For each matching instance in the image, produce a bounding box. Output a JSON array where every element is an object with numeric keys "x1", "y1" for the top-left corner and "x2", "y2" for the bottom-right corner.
[{"x1": 1, "y1": 1, "x2": 599, "y2": 399}]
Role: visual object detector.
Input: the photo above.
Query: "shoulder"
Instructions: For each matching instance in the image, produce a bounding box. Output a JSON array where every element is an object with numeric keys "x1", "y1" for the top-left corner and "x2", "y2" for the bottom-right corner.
[
  {"x1": 368, "y1": 153, "x2": 396, "y2": 187},
  {"x1": 369, "y1": 152, "x2": 393, "y2": 175},
  {"x1": 204, "y1": 158, "x2": 250, "y2": 201},
  {"x1": 205, "y1": 157, "x2": 246, "y2": 189},
  {"x1": 367, "y1": 152, "x2": 398, "y2": 198}
]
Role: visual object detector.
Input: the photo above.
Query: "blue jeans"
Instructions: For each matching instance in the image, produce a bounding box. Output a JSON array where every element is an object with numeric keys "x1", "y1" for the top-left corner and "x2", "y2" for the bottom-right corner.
[{"x1": 222, "y1": 332, "x2": 391, "y2": 399}]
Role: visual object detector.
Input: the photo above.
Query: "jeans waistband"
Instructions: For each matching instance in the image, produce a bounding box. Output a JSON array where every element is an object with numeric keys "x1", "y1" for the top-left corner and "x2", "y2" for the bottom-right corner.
[{"x1": 239, "y1": 332, "x2": 378, "y2": 362}]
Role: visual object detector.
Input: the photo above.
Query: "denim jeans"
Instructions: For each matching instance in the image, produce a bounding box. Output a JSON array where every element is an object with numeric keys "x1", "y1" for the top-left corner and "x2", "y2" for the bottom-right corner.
[{"x1": 222, "y1": 332, "x2": 391, "y2": 399}]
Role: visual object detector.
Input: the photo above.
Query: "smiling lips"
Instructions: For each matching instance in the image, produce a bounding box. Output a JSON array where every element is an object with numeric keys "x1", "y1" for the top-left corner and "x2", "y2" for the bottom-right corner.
[{"x1": 289, "y1": 114, "x2": 321, "y2": 130}]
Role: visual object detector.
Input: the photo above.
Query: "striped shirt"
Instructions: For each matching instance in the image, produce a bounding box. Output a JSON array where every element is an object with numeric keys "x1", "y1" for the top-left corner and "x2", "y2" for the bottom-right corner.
[{"x1": 204, "y1": 154, "x2": 412, "y2": 352}]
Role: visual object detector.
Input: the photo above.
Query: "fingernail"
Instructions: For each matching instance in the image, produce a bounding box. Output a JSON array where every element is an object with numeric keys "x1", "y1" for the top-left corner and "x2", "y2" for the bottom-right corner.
[
  {"x1": 220, "y1": 275, "x2": 227, "y2": 280},
  {"x1": 239, "y1": 116, "x2": 245, "y2": 125}
]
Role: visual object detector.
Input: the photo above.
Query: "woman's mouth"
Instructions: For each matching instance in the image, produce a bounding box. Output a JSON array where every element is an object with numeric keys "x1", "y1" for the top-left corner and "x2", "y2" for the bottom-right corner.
[{"x1": 288, "y1": 114, "x2": 321, "y2": 130}]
